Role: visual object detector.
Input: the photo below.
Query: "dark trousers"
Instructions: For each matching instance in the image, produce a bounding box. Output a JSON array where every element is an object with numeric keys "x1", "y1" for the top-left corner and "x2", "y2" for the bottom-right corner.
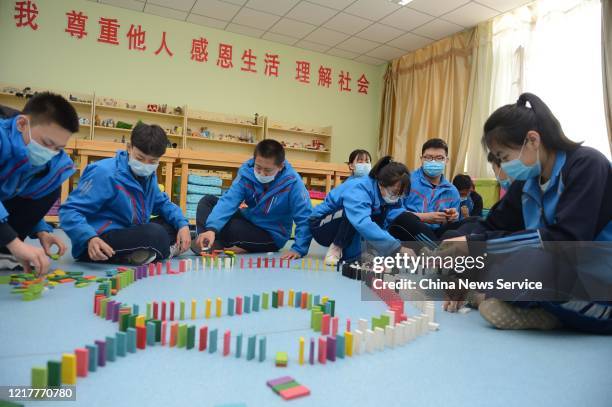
[
  {"x1": 78, "y1": 217, "x2": 177, "y2": 263},
  {"x1": 310, "y1": 209, "x2": 356, "y2": 249},
  {"x1": 196, "y1": 195, "x2": 278, "y2": 253},
  {"x1": 0, "y1": 187, "x2": 60, "y2": 251}
]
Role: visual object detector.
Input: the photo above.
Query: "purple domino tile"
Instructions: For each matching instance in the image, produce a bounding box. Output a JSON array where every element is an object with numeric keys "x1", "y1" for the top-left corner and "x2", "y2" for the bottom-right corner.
[
  {"x1": 95, "y1": 339, "x2": 106, "y2": 367},
  {"x1": 327, "y1": 336, "x2": 336, "y2": 362},
  {"x1": 309, "y1": 338, "x2": 314, "y2": 365},
  {"x1": 112, "y1": 302, "x2": 121, "y2": 322},
  {"x1": 266, "y1": 376, "x2": 294, "y2": 388},
  {"x1": 105, "y1": 301, "x2": 115, "y2": 321}
]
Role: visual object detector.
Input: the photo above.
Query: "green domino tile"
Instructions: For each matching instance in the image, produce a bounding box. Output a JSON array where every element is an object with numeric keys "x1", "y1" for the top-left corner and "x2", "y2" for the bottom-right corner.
[
  {"x1": 146, "y1": 302, "x2": 152, "y2": 319},
  {"x1": 177, "y1": 324, "x2": 187, "y2": 348},
  {"x1": 272, "y1": 291, "x2": 278, "y2": 308},
  {"x1": 272, "y1": 380, "x2": 299, "y2": 394},
  {"x1": 186, "y1": 325, "x2": 195, "y2": 350},
  {"x1": 329, "y1": 299, "x2": 335, "y2": 317},
  {"x1": 380, "y1": 315, "x2": 390, "y2": 328},
  {"x1": 313, "y1": 311, "x2": 323, "y2": 332},
  {"x1": 31, "y1": 366, "x2": 47, "y2": 389},
  {"x1": 154, "y1": 320, "x2": 162, "y2": 342},
  {"x1": 47, "y1": 361, "x2": 61, "y2": 387},
  {"x1": 262, "y1": 293, "x2": 269, "y2": 310},
  {"x1": 180, "y1": 301, "x2": 185, "y2": 320}
]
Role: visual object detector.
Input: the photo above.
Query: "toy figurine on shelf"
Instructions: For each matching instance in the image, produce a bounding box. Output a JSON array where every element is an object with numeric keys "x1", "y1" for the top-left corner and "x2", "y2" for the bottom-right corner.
[
  {"x1": 94, "y1": 114, "x2": 101, "y2": 126},
  {"x1": 147, "y1": 104, "x2": 159, "y2": 112},
  {"x1": 78, "y1": 117, "x2": 90, "y2": 125},
  {"x1": 16, "y1": 87, "x2": 36, "y2": 98},
  {"x1": 116, "y1": 121, "x2": 132, "y2": 130},
  {"x1": 253, "y1": 113, "x2": 259, "y2": 125},
  {"x1": 199, "y1": 127, "x2": 210, "y2": 138},
  {"x1": 125, "y1": 103, "x2": 136, "y2": 110},
  {"x1": 121, "y1": 135, "x2": 126, "y2": 144},
  {"x1": 159, "y1": 104, "x2": 167, "y2": 113},
  {"x1": 102, "y1": 98, "x2": 117, "y2": 107},
  {"x1": 173, "y1": 106, "x2": 183, "y2": 115}
]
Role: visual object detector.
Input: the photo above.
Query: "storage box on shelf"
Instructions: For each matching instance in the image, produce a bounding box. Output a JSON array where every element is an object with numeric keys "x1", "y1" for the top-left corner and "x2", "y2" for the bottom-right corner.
[
  {"x1": 265, "y1": 119, "x2": 332, "y2": 162},
  {"x1": 184, "y1": 109, "x2": 264, "y2": 155}
]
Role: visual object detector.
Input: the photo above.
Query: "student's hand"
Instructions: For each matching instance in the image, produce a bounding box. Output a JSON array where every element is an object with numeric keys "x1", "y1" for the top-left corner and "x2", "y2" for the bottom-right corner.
[
  {"x1": 419, "y1": 212, "x2": 448, "y2": 224},
  {"x1": 175, "y1": 226, "x2": 191, "y2": 254},
  {"x1": 37, "y1": 231, "x2": 67, "y2": 257},
  {"x1": 6, "y1": 238, "x2": 50, "y2": 276},
  {"x1": 280, "y1": 250, "x2": 301, "y2": 260},
  {"x1": 444, "y1": 208, "x2": 459, "y2": 221},
  {"x1": 88, "y1": 237, "x2": 115, "y2": 261},
  {"x1": 195, "y1": 231, "x2": 216, "y2": 251}
]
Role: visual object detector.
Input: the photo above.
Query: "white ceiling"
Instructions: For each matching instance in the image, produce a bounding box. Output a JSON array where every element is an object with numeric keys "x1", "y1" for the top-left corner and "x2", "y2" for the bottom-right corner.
[{"x1": 90, "y1": 0, "x2": 533, "y2": 65}]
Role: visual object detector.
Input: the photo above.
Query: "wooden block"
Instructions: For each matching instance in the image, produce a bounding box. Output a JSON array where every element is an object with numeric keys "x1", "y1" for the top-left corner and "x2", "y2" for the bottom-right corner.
[
  {"x1": 223, "y1": 330, "x2": 231, "y2": 356},
  {"x1": 177, "y1": 324, "x2": 187, "y2": 348},
  {"x1": 169, "y1": 322, "x2": 178, "y2": 347},
  {"x1": 187, "y1": 325, "x2": 195, "y2": 350},
  {"x1": 236, "y1": 296, "x2": 243, "y2": 315},
  {"x1": 259, "y1": 337, "x2": 266, "y2": 362},
  {"x1": 216, "y1": 297, "x2": 222, "y2": 318},
  {"x1": 31, "y1": 366, "x2": 47, "y2": 390},
  {"x1": 61, "y1": 354, "x2": 76, "y2": 385},
  {"x1": 246, "y1": 335, "x2": 256, "y2": 360},
  {"x1": 279, "y1": 385, "x2": 310, "y2": 400},
  {"x1": 235, "y1": 333, "x2": 242, "y2": 358},
  {"x1": 47, "y1": 360, "x2": 61, "y2": 387},
  {"x1": 345, "y1": 332, "x2": 353, "y2": 357},
  {"x1": 353, "y1": 330, "x2": 362, "y2": 355},
  {"x1": 209, "y1": 329, "x2": 218, "y2": 353},
  {"x1": 288, "y1": 290, "x2": 295, "y2": 308},
  {"x1": 374, "y1": 327, "x2": 385, "y2": 351},
  {"x1": 160, "y1": 321, "x2": 167, "y2": 346},
  {"x1": 385, "y1": 326, "x2": 394, "y2": 348},
  {"x1": 331, "y1": 316, "x2": 339, "y2": 336},
  {"x1": 199, "y1": 326, "x2": 208, "y2": 351},
  {"x1": 191, "y1": 299, "x2": 197, "y2": 320},
  {"x1": 277, "y1": 290, "x2": 284, "y2": 307},
  {"x1": 317, "y1": 337, "x2": 327, "y2": 364},
  {"x1": 326, "y1": 336, "x2": 336, "y2": 361},
  {"x1": 298, "y1": 337, "x2": 305, "y2": 365},
  {"x1": 336, "y1": 334, "x2": 345, "y2": 359},
  {"x1": 365, "y1": 329, "x2": 374, "y2": 353},
  {"x1": 321, "y1": 314, "x2": 330, "y2": 335},
  {"x1": 75, "y1": 348, "x2": 88, "y2": 377},
  {"x1": 205, "y1": 298, "x2": 211, "y2": 319}
]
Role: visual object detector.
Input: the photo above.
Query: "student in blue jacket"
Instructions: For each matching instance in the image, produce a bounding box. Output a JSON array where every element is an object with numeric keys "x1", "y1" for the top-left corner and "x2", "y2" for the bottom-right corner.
[
  {"x1": 322, "y1": 149, "x2": 372, "y2": 266},
  {"x1": 193, "y1": 140, "x2": 312, "y2": 260},
  {"x1": 311, "y1": 156, "x2": 412, "y2": 263},
  {"x1": 444, "y1": 93, "x2": 612, "y2": 334},
  {"x1": 60, "y1": 123, "x2": 191, "y2": 265},
  {"x1": 385, "y1": 138, "x2": 461, "y2": 247},
  {"x1": 0, "y1": 93, "x2": 78, "y2": 275}
]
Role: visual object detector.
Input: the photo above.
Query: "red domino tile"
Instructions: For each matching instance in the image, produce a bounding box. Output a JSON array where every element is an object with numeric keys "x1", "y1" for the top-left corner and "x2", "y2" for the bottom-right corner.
[{"x1": 280, "y1": 385, "x2": 310, "y2": 400}]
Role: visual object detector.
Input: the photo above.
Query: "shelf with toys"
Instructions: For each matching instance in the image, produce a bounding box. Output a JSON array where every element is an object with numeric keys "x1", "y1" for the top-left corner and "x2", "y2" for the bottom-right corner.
[
  {"x1": 0, "y1": 84, "x2": 93, "y2": 140},
  {"x1": 184, "y1": 109, "x2": 264, "y2": 155},
  {"x1": 92, "y1": 96, "x2": 185, "y2": 147},
  {"x1": 265, "y1": 119, "x2": 332, "y2": 162}
]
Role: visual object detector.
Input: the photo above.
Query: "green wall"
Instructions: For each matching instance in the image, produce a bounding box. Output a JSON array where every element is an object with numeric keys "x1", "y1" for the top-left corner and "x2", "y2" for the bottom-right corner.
[{"x1": 0, "y1": 0, "x2": 386, "y2": 163}]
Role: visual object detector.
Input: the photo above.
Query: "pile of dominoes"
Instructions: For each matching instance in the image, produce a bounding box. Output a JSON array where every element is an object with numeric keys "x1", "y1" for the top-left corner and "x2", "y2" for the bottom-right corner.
[{"x1": 266, "y1": 376, "x2": 310, "y2": 401}]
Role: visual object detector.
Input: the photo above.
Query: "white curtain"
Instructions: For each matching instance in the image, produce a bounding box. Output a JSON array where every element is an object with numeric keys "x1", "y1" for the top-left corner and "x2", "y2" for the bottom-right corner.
[{"x1": 490, "y1": 0, "x2": 611, "y2": 160}]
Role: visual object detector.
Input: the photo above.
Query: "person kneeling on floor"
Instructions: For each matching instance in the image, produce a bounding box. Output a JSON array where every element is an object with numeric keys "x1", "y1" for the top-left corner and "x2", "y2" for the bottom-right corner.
[{"x1": 60, "y1": 123, "x2": 191, "y2": 265}]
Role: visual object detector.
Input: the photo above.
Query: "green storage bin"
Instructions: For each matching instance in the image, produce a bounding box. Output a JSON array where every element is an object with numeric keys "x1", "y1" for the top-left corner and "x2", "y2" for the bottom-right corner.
[{"x1": 473, "y1": 178, "x2": 500, "y2": 209}]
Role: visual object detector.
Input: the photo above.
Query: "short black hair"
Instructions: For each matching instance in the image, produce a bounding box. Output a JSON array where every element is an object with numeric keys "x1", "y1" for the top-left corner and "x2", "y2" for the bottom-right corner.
[
  {"x1": 452, "y1": 174, "x2": 472, "y2": 191},
  {"x1": 421, "y1": 138, "x2": 448, "y2": 155},
  {"x1": 22, "y1": 92, "x2": 79, "y2": 133},
  {"x1": 347, "y1": 149, "x2": 371, "y2": 164},
  {"x1": 254, "y1": 139, "x2": 285, "y2": 165},
  {"x1": 131, "y1": 123, "x2": 168, "y2": 157},
  {"x1": 369, "y1": 156, "x2": 411, "y2": 195}
]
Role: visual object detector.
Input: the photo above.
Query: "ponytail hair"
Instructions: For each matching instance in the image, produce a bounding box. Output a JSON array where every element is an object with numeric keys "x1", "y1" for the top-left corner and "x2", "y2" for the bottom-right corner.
[
  {"x1": 369, "y1": 156, "x2": 411, "y2": 195},
  {"x1": 482, "y1": 92, "x2": 581, "y2": 152}
]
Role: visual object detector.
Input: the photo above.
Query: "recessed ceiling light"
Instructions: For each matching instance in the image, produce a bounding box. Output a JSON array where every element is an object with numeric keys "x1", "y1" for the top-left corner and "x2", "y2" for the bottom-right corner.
[{"x1": 387, "y1": 0, "x2": 414, "y2": 5}]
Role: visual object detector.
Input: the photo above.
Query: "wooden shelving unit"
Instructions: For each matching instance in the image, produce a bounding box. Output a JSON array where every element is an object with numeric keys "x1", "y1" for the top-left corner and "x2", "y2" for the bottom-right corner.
[
  {"x1": 184, "y1": 108, "x2": 264, "y2": 155},
  {"x1": 1, "y1": 83, "x2": 342, "y2": 223},
  {"x1": 265, "y1": 119, "x2": 332, "y2": 162}
]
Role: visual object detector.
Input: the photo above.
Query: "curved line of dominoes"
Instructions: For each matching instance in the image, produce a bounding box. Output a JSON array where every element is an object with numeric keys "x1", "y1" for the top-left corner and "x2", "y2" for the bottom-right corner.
[{"x1": 28, "y1": 257, "x2": 439, "y2": 391}]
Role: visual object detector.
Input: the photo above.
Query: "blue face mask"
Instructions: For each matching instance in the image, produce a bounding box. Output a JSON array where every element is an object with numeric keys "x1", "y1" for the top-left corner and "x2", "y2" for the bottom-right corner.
[
  {"x1": 495, "y1": 167, "x2": 512, "y2": 190},
  {"x1": 422, "y1": 160, "x2": 445, "y2": 177},
  {"x1": 353, "y1": 162, "x2": 371, "y2": 177},
  {"x1": 128, "y1": 156, "x2": 158, "y2": 177},
  {"x1": 24, "y1": 119, "x2": 59, "y2": 166},
  {"x1": 500, "y1": 140, "x2": 541, "y2": 181}
]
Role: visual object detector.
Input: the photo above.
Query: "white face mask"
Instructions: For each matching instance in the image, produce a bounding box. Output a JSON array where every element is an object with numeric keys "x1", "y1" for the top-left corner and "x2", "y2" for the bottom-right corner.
[
  {"x1": 254, "y1": 169, "x2": 278, "y2": 184},
  {"x1": 24, "y1": 118, "x2": 59, "y2": 166},
  {"x1": 128, "y1": 155, "x2": 158, "y2": 177},
  {"x1": 381, "y1": 186, "x2": 401, "y2": 204},
  {"x1": 353, "y1": 162, "x2": 371, "y2": 177}
]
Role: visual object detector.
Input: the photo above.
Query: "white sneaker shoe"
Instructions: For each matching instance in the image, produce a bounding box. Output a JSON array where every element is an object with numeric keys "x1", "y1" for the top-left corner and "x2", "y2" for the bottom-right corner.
[
  {"x1": 324, "y1": 243, "x2": 342, "y2": 266},
  {"x1": 0, "y1": 252, "x2": 21, "y2": 271}
]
